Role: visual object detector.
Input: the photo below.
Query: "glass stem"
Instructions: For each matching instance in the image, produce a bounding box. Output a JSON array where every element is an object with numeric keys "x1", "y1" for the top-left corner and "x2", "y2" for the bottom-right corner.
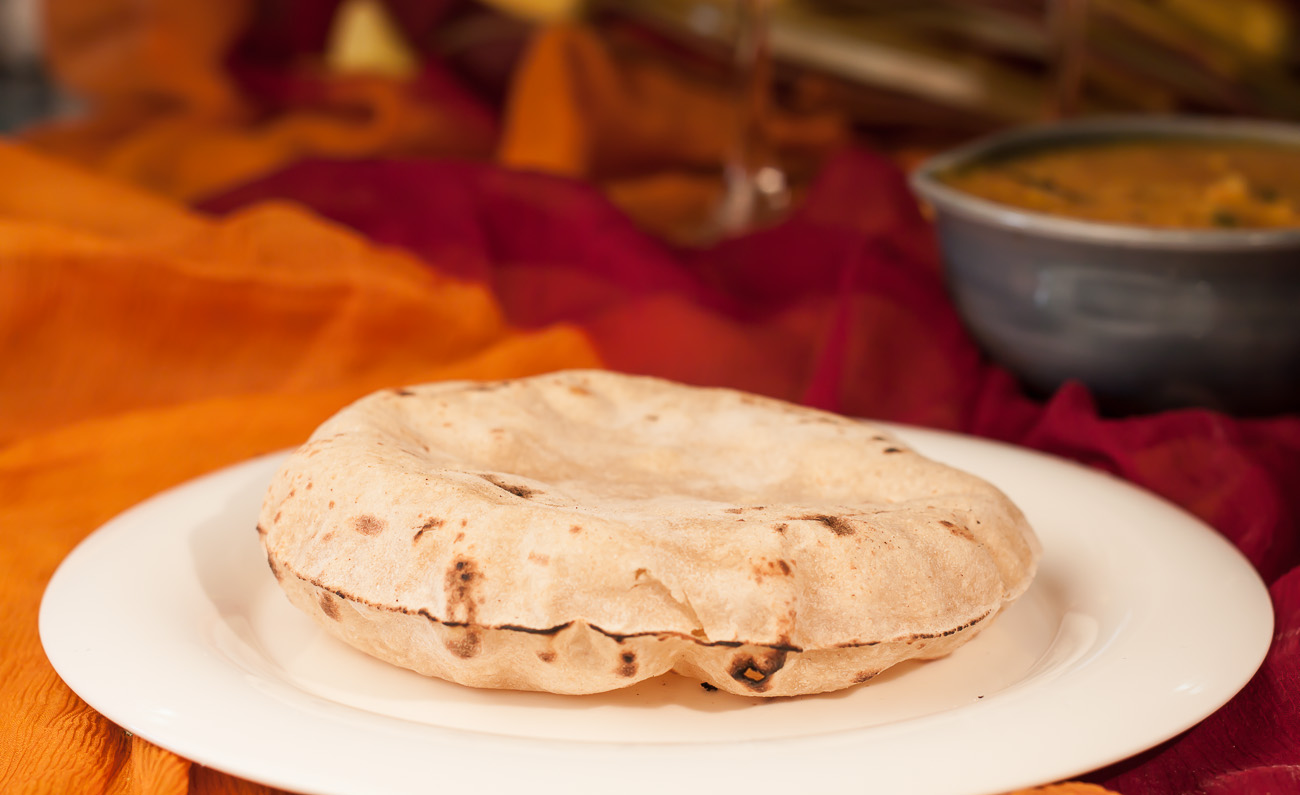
[
  {"x1": 717, "y1": 0, "x2": 787, "y2": 236},
  {"x1": 1048, "y1": 0, "x2": 1089, "y2": 119}
]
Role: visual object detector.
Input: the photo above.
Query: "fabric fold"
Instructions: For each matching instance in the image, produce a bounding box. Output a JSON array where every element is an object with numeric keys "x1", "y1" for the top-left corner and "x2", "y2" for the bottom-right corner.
[{"x1": 5, "y1": 2, "x2": 1299, "y2": 793}]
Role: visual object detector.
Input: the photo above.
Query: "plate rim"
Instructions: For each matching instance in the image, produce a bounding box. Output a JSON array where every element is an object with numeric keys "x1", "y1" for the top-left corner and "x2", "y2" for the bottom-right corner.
[{"x1": 39, "y1": 427, "x2": 1275, "y2": 795}]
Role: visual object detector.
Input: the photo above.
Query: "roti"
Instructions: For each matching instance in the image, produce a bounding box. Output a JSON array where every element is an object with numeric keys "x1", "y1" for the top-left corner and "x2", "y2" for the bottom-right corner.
[{"x1": 258, "y1": 370, "x2": 1040, "y2": 697}]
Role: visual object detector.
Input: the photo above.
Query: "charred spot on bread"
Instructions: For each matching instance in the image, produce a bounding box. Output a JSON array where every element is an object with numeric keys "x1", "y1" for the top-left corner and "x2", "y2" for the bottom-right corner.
[
  {"x1": 413, "y1": 517, "x2": 445, "y2": 542},
  {"x1": 444, "y1": 627, "x2": 481, "y2": 658},
  {"x1": 728, "y1": 649, "x2": 788, "y2": 693},
  {"x1": 353, "y1": 514, "x2": 385, "y2": 535},
  {"x1": 939, "y1": 519, "x2": 976, "y2": 541},
  {"x1": 319, "y1": 592, "x2": 341, "y2": 621},
  {"x1": 480, "y1": 474, "x2": 537, "y2": 499},
  {"x1": 797, "y1": 514, "x2": 855, "y2": 537}
]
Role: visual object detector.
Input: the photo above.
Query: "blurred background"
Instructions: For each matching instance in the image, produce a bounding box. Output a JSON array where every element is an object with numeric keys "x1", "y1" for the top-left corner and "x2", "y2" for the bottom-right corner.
[
  {"x1": 5, "y1": 0, "x2": 1298, "y2": 141},
  {"x1": 0, "y1": 0, "x2": 58, "y2": 131}
]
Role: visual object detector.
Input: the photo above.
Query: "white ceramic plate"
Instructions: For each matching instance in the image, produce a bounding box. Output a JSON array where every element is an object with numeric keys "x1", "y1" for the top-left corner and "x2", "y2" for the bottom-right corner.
[{"x1": 40, "y1": 426, "x2": 1273, "y2": 795}]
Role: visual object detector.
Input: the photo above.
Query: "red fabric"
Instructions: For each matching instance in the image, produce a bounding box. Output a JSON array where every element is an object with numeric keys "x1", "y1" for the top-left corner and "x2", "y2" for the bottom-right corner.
[
  {"x1": 201, "y1": 146, "x2": 1300, "y2": 794},
  {"x1": 25, "y1": 0, "x2": 1297, "y2": 789}
]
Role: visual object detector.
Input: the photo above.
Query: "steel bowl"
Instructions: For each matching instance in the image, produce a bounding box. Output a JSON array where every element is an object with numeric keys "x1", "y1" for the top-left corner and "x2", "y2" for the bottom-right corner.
[{"x1": 911, "y1": 116, "x2": 1300, "y2": 415}]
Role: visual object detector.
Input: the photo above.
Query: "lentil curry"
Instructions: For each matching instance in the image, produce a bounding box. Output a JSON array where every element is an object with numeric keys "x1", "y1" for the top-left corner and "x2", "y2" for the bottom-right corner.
[{"x1": 942, "y1": 138, "x2": 1300, "y2": 229}]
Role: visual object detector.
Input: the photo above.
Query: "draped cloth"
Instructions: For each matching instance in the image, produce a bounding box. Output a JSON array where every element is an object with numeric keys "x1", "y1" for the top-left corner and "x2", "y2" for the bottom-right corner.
[{"x1": 4, "y1": 3, "x2": 1298, "y2": 792}]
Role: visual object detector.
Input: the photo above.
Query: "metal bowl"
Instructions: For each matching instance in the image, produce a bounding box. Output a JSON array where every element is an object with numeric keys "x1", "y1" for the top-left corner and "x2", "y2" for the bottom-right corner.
[{"x1": 910, "y1": 116, "x2": 1300, "y2": 415}]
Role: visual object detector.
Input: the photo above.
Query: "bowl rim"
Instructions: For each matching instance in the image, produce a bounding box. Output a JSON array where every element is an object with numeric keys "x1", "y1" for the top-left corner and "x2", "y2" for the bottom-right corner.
[{"x1": 909, "y1": 115, "x2": 1300, "y2": 251}]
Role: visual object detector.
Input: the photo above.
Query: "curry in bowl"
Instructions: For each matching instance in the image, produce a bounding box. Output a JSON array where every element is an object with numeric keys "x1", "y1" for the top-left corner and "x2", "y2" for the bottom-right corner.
[
  {"x1": 941, "y1": 138, "x2": 1300, "y2": 229},
  {"x1": 910, "y1": 118, "x2": 1300, "y2": 415}
]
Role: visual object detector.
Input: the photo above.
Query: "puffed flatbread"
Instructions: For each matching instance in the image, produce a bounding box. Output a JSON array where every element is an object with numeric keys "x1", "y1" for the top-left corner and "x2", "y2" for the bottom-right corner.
[{"x1": 258, "y1": 370, "x2": 1040, "y2": 697}]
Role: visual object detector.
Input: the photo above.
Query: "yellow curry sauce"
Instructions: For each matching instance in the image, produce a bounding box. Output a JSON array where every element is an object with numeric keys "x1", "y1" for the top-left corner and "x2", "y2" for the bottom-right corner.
[{"x1": 942, "y1": 139, "x2": 1300, "y2": 229}]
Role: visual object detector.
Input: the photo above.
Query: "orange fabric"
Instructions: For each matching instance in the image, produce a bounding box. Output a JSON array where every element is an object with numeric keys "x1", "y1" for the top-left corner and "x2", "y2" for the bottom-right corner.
[
  {"x1": 498, "y1": 24, "x2": 848, "y2": 175},
  {"x1": 0, "y1": 143, "x2": 596, "y2": 444},
  {"x1": 0, "y1": 143, "x2": 599, "y2": 794},
  {"x1": 42, "y1": 0, "x2": 251, "y2": 116},
  {"x1": 28, "y1": 9, "x2": 843, "y2": 235},
  {"x1": 29, "y1": 0, "x2": 495, "y2": 201},
  {"x1": 498, "y1": 23, "x2": 849, "y2": 240},
  {"x1": 24, "y1": 74, "x2": 496, "y2": 201},
  {"x1": 4, "y1": 5, "x2": 1118, "y2": 794}
]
